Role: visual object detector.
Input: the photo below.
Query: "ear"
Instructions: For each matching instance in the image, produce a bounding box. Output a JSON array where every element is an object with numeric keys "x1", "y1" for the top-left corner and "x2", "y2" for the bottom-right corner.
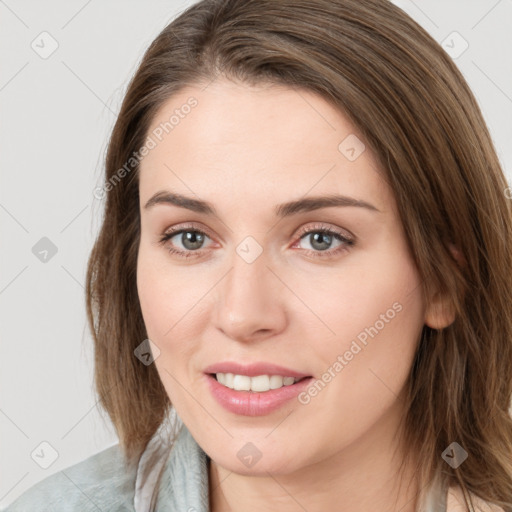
[
  {"x1": 424, "y1": 244, "x2": 462, "y2": 330},
  {"x1": 424, "y1": 291, "x2": 455, "y2": 329}
]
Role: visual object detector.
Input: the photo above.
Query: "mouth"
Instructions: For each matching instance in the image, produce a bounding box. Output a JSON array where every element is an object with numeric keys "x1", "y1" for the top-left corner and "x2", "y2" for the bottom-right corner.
[
  {"x1": 205, "y1": 371, "x2": 315, "y2": 416},
  {"x1": 209, "y1": 372, "x2": 311, "y2": 393}
]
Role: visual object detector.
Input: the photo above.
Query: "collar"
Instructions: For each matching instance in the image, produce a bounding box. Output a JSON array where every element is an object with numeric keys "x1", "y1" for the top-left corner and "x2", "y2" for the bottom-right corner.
[
  {"x1": 134, "y1": 417, "x2": 210, "y2": 512},
  {"x1": 155, "y1": 424, "x2": 210, "y2": 512}
]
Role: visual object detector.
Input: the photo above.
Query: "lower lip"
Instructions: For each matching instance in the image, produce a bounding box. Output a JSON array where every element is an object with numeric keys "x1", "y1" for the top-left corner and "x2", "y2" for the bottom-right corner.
[{"x1": 205, "y1": 374, "x2": 314, "y2": 416}]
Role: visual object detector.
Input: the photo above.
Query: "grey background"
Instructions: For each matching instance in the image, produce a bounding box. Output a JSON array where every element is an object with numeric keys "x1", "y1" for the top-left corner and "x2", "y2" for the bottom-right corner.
[{"x1": 1, "y1": 0, "x2": 511, "y2": 507}]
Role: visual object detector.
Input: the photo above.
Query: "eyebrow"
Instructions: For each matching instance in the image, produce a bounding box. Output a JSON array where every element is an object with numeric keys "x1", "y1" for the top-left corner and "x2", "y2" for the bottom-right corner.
[{"x1": 143, "y1": 190, "x2": 380, "y2": 217}]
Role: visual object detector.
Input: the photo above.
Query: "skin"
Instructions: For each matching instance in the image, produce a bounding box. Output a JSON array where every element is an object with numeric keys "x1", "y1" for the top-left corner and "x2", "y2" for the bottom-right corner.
[{"x1": 136, "y1": 77, "x2": 454, "y2": 512}]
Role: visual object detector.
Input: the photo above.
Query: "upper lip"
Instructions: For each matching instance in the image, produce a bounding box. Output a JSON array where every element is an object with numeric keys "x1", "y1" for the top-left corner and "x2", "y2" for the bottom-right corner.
[{"x1": 204, "y1": 361, "x2": 311, "y2": 379}]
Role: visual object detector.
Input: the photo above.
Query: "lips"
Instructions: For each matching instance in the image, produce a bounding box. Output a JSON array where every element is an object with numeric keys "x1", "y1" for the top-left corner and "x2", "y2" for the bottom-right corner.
[
  {"x1": 205, "y1": 372, "x2": 315, "y2": 416},
  {"x1": 203, "y1": 361, "x2": 312, "y2": 379}
]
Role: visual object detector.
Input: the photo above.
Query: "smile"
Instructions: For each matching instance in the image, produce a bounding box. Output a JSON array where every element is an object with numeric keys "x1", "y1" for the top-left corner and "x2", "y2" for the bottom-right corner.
[{"x1": 213, "y1": 373, "x2": 304, "y2": 392}]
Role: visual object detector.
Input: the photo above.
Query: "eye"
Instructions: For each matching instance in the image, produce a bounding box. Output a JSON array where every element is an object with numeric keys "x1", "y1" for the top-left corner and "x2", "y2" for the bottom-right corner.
[
  {"x1": 292, "y1": 223, "x2": 355, "y2": 259},
  {"x1": 157, "y1": 223, "x2": 213, "y2": 259}
]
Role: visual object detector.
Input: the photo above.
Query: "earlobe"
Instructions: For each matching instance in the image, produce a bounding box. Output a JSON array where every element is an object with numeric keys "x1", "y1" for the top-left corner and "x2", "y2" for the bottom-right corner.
[
  {"x1": 424, "y1": 243, "x2": 462, "y2": 330},
  {"x1": 424, "y1": 292, "x2": 456, "y2": 329}
]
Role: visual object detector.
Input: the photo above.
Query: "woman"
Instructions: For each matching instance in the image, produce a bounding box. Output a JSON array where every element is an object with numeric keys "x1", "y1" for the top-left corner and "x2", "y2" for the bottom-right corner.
[{"x1": 5, "y1": 0, "x2": 512, "y2": 510}]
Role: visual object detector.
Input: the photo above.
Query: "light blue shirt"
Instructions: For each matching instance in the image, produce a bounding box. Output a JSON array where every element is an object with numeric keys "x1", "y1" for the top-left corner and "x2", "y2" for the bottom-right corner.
[{"x1": 3, "y1": 423, "x2": 210, "y2": 512}]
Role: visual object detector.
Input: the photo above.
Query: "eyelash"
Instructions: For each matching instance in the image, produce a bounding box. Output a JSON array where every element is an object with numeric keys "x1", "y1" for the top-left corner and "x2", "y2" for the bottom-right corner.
[{"x1": 157, "y1": 222, "x2": 355, "y2": 260}]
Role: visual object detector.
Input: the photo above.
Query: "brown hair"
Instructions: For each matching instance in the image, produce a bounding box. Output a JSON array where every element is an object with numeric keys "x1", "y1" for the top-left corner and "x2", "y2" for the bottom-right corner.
[{"x1": 85, "y1": 0, "x2": 512, "y2": 509}]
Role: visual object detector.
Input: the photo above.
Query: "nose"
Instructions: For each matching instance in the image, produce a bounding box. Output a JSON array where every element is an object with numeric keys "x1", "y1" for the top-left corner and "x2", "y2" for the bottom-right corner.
[{"x1": 213, "y1": 248, "x2": 287, "y2": 343}]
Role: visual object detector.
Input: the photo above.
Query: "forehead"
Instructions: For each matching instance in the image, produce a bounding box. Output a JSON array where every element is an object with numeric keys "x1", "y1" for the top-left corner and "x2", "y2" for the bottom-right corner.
[{"x1": 138, "y1": 79, "x2": 392, "y2": 212}]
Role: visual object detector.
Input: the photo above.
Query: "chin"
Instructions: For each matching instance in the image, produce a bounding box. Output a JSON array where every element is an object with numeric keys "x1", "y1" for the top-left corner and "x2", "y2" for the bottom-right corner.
[{"x1": 212, "y1": 449, "x2": 301, "y2": 477}]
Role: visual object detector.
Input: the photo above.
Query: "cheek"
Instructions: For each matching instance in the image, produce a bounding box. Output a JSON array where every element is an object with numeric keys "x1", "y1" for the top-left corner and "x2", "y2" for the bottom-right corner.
[
  {"x1": 136, "y1": 245, "x2": 211, "y2": 378},
  {"x1": 136, "y1": 250, "x2": 199, "y2": 409},
  {"x1": 297, "y1": 245, "x2": 424, "y2": 353},
  {"x1": 306, "y1": 250, "x2": 425, "y2": 408},
  {"x1": 136, "y1": 255, "x2": 168, "y2": 338},
  {"x1": 137, "y1": 245, "x2": 197, "y2": 336}
]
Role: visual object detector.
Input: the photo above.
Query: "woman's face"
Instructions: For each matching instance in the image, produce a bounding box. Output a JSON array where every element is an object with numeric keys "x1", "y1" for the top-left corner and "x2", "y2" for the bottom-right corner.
[{"x1": 136, "y1": 78, "x2": 430, "y2": 476}]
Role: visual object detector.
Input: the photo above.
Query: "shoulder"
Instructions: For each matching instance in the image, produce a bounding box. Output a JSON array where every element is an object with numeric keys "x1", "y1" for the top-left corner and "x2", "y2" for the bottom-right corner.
[
  {"x1": 2, "y1": 444, "x2": 137, "y2": 512},
  {"x1": 447, "y1": 485, "x2": 506, "y2": 512}
]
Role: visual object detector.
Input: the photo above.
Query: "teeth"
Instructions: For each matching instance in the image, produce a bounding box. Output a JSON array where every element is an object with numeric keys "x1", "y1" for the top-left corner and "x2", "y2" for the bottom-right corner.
[{"x1": 214, "y1": 373, "x2": 301, "y2": 392}]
